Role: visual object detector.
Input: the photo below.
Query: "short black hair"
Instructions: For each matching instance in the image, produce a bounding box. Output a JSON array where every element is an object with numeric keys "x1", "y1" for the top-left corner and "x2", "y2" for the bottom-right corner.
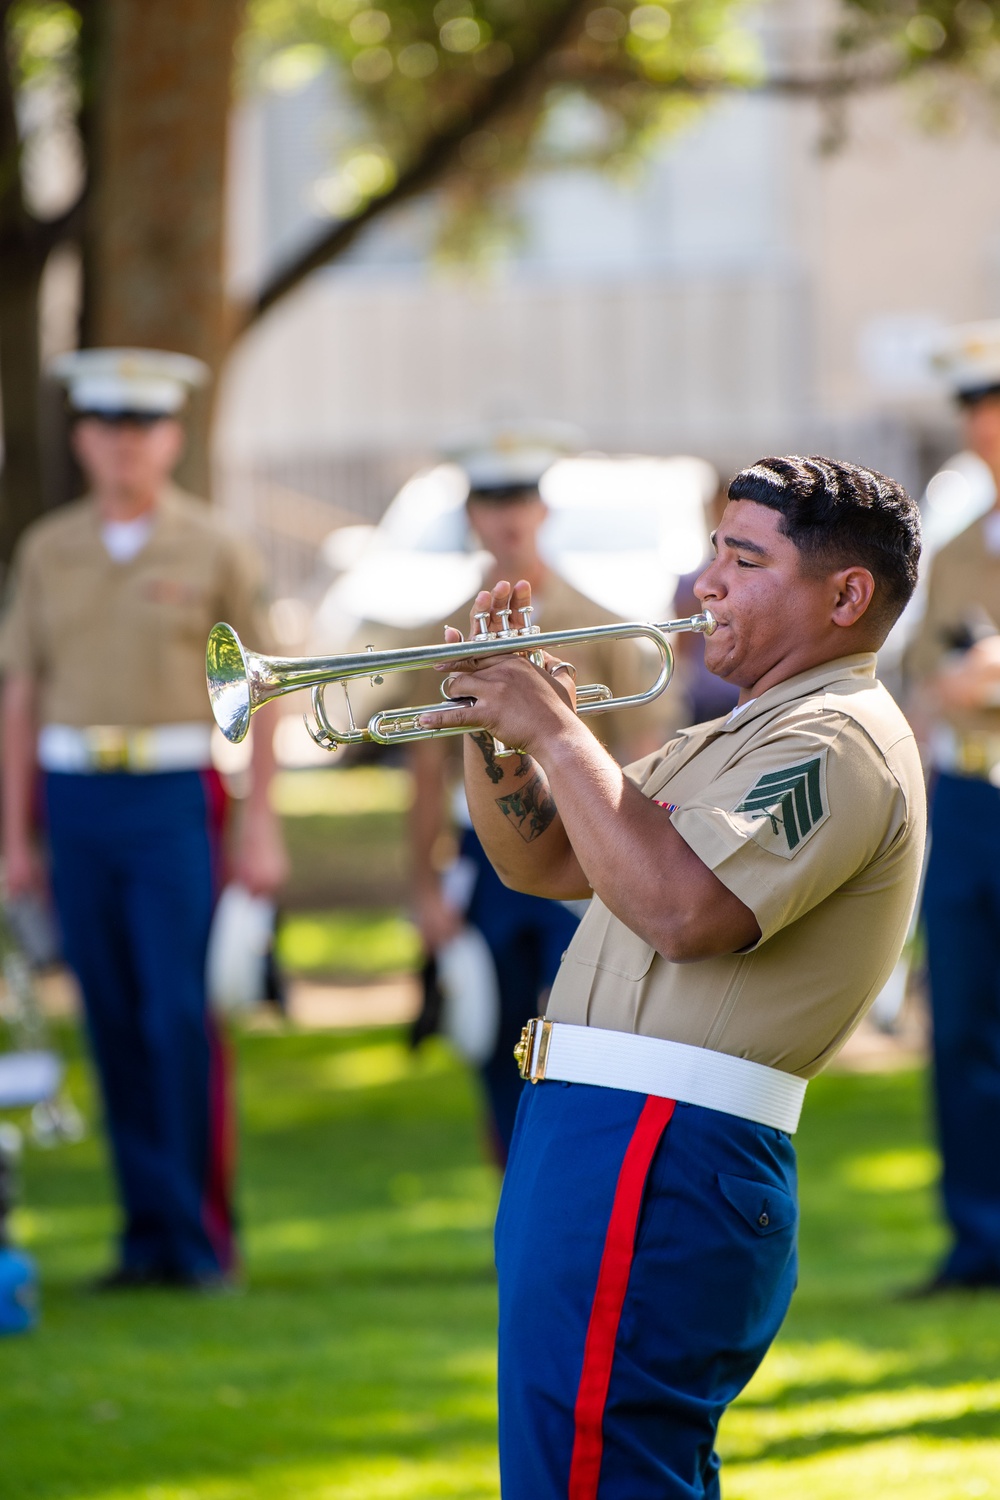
[{"x1": 727, "y1": 456, "x2": 921, "y2": 633}]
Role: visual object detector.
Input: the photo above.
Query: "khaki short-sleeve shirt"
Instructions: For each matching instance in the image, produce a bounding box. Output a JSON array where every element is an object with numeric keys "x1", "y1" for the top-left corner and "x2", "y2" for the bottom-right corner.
[
  {"x1": 0, "y1": 486, "x2": 270, "y2": 727},
  {"x1": 546, "y1": 655, "x2": 926, "y2": 1078},
  {"x1": 905, "y1": 516, "x2": 1000, "y2": 736}
]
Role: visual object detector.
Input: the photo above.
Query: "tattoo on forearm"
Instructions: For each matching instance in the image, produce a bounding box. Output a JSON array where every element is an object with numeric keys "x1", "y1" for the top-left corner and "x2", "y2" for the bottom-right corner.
[
  {"x1": 515, "y1": 754, "x2": 532, "y2": 778},
  {"x1": 496, "y1": 771, "x2": 557, "y2": 842},
  {"x1": 471, "y1": 732, "x2": 504, "y2": 784}
]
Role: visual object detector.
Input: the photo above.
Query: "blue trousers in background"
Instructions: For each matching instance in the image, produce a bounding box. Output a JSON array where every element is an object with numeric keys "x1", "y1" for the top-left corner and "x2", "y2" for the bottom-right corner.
[
  {"x1": 44, "y1": 769, "x2": 233, "y2": 1279},
  {"x1": 923, "y1": 771, "x2": 1000, "y2": 1283},
  {"x1": 496, "y1": 1082, "x2": 798, "y2": 1499},
  {"x1": 462, "y1": 829, "x2": 580, "y2": 1163}
]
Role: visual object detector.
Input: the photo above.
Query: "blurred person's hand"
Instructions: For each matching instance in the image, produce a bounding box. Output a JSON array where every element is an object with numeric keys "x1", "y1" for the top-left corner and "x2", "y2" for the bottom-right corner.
[
  {"x1": 2, "y1": 841, "x2": 46, "y2": 903},
  {"x1": 936, "y1": 634, "x2": 1000, "y2": 710},
  {"x1": 232, "y1": 805, "x2": 290, "y2": 897},
  {"x1": 415, "y1": 883, "x2": 463, "y2": 953}
]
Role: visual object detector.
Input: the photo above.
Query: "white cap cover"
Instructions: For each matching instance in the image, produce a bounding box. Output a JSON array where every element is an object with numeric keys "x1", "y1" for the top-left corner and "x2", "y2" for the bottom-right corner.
[
  {"x1": 436, "y1": 925, "x2": 500, "y2": 1065},
  {"x1": 50, "y1": 347, "x2": 209, "y2": 416},
  {"x1": 446, "y1": 421, "x2": 584, "y2": 492},
  {"x1": 932, "y1": 320, "x2": 1000, "y2": 398},
  {"x1": 205, "y1": 883, "x2": 276, "y2": 1016}
]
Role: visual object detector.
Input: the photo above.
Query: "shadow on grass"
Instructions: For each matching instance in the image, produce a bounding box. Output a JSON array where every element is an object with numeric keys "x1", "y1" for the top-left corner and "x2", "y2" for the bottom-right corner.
[
  {"x1": 718, "y1": 1067, "x2": 1000, "y2": 1489},
  {"x1": 737, "y1": 1404, "x2": 1000, "y2": 1467}
]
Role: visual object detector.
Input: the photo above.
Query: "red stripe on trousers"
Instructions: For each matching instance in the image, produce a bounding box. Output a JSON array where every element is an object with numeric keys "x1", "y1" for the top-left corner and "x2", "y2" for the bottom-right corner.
[
  {"x1": 200, "y1": 767, "x2": 236, "y2": 1271},
  {"x1": 568, "y1": 1094, "x2": 676, "y2": 1500},
  {"x1": 202, "y1": 1017, "x2": 236, "y2": 1271}
]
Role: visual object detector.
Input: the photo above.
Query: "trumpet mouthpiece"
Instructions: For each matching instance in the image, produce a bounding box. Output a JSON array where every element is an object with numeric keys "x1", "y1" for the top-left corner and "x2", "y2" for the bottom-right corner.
[{"x1": 207, "y1": 622, "x2": 252, "y2": 743}]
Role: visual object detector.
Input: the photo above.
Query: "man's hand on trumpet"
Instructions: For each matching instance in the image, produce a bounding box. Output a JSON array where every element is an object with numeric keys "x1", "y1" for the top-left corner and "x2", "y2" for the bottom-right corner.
[{"x1": 420, "y1": 579, "x2": 583, "y2": 757}]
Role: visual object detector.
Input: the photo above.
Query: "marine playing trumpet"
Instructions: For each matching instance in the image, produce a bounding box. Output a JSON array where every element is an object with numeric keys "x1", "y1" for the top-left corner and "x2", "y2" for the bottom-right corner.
[{"x1": 206, "y1": 600, "x2": 716, "y2": 754}]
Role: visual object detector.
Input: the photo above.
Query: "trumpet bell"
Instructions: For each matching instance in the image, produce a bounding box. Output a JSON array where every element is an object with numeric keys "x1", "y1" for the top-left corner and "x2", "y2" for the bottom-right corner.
[{"x1": 207, "y1": 623, "x2": 253, "y2": 744}]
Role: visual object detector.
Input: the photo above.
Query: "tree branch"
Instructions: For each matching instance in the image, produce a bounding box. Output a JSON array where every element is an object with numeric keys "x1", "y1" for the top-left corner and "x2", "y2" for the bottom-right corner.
[
  {"x1": 241, "y1": 0, "x2": 592, "y2": 330},
  {"x1": 240, "y1": 26, "x2": 912, "y2": 332},
  {"x1": 550, "y1": 58, "x2": 908, "y2": 98}
]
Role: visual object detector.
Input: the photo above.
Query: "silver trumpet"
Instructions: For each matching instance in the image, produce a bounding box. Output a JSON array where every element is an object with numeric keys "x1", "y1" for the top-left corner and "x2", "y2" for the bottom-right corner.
[{"x1": 206, "y1": 607, "x2": 716, "y2": 753}]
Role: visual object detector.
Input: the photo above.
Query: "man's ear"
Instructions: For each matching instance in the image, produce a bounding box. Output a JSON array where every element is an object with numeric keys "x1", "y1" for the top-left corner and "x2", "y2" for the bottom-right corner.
[{"x1": 831, "y1": 566, "x2": 876, "y2": 629}]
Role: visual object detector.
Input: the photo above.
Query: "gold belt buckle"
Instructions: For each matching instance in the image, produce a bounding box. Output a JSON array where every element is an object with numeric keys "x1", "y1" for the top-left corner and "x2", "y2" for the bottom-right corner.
[
  {"x1": 956, "y1": 732, "x2": 1000, "y2": 779},
  {"x1": 85, "y1": 726, "x2": 129, "y2": 772},
  {"x1": 514, "y1": 1017, "x2": 552, "y2": 1083}
]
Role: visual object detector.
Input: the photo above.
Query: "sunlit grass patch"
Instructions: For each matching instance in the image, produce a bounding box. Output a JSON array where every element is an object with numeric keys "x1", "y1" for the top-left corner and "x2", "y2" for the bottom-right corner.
[
  {"x1": 740, "y1": 1338, "x2": 916, "y2": 1404},
  {"x1": 271, "y1": 767, "x2": 412, "y2": 818},
  {"x1": 841, "y1": 1147, "x2": 938, "y2": 1193},
  {"x1": 277, "y1": 910, "x2": 421, "y2": 977},
  {"x1": 725, "y1": 1436, "x2": 1000, "y2": 1499}
]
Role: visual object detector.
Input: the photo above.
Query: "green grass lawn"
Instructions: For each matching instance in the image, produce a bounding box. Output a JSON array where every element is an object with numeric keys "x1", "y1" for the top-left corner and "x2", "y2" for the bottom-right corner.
[
  {"x1": 3, "y1": 1026, "x2": 1000, "y2": 1500},
  {"x1": 276, "y1": 911, "x2": 422, "y2": 980},
  {"x1": 272, "y1": 768, "x2": 414, "y2": 914}
]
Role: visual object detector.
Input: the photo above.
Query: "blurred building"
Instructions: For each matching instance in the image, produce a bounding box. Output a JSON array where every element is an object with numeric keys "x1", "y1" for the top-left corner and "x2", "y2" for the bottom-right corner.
[{"x1": 212, "y1": 15, "x2": 1000, "y2": 599}]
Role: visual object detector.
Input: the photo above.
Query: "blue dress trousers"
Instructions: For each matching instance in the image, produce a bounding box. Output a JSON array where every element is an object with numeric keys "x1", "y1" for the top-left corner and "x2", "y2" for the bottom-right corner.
[
  {"x1": 496, "y1": 1080, "x2": 798, "y2": 1499},
  {"x1": 923, "y1": 770, "x2": 1000, "y2": 1283},
  {"x1": 44, "y1": 767, "x2": 233, "y2": 1279}
]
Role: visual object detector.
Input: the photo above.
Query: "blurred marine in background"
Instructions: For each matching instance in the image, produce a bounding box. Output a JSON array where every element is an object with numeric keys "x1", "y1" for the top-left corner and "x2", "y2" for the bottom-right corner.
[
  {"x1": 349, "y1": 433, "x2": 682, "y2": 1165},
  {"x1": 906, "y1": 320, "x2": 1000, "y2": 1293},
  {"x1": 0, "y1": 349, "x2": 287, "y2": 1291}
]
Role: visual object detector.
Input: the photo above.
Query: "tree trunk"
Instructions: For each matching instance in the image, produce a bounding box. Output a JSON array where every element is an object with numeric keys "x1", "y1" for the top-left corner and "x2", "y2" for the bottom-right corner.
[
  {"x1": 84, "y1": 0, "x2": 245, "y2": 498},
  {"x1": 0, "y1": 242, "x2": 44, "y2": 573}
]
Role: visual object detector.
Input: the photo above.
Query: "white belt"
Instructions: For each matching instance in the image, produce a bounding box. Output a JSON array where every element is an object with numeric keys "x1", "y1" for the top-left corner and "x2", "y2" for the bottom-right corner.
[
  {"x1": 514, "y1": 1019, "x2": 807, "y2": 1133},
  {"x1": 38, "y1": 722, "x2": 214, "y2": 774}
]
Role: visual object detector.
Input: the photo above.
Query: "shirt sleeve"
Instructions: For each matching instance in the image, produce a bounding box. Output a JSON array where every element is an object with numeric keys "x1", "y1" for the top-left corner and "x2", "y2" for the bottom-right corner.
[
  {"x1": 903, "y1": 545, "x2": 966, "y2": 687},
  {"x1": 669, "y1": 713, "x2": 908, "y2": 944},
  {"x1": 0, "y1": 535, "x2": 43, "y2": 678}
]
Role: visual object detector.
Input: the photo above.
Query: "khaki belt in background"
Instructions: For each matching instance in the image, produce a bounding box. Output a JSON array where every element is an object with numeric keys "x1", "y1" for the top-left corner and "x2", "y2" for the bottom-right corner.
[
  {"x1": 932, "y1": 725, "x2": 1000, "y2": 782},
  {"x1": 514, "y1": 1018, "x2": 807, "y2": 1133},
  {"x1": 38, "y1": 723, "x2": 214, "y2": 774}
]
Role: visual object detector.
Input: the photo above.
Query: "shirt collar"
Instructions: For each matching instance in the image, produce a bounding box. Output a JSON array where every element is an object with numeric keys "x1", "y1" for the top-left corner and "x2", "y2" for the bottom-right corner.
[{"x1": 716, "y1": 652, "x2": 878, "y2": 734}]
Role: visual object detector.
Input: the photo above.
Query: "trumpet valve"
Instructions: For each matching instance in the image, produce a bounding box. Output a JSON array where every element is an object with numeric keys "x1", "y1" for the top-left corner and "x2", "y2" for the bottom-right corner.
[{"x1": 365, "y1": 644, "x2": 384, "y2": 685}]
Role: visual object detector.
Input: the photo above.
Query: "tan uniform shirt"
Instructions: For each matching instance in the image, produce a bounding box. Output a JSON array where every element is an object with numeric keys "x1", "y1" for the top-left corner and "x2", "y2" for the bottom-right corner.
[
  {"x1": 0, "y1": 486, "x2": 269, "y2": 727},
  {"x1": 349, "y1": 569, "x2": 684, "y2": 759},
  {"x1": 546, "y1": 655, "x2": 926, "y2": 1078},
  {"x1": 905, "y1": 515, "x2": 1000, "y2": 737}
]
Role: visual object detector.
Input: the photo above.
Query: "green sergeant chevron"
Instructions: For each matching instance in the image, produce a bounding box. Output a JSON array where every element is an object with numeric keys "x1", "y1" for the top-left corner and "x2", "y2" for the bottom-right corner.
[{"x1": 735, "y1": 757, "x2": 825, "y2": 853}]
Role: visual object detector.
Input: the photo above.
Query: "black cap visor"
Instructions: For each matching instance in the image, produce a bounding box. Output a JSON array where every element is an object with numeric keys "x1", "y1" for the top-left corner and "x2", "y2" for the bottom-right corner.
[
  {"x1": 955, "y1": 381, "x2": 1000, "y2": 409},
  {"x1": 70, "y1": 407, "x2": 174, "y2": 427},
  {"x1": 466, "y1": 482, "x2": 543, "y2": 504}
]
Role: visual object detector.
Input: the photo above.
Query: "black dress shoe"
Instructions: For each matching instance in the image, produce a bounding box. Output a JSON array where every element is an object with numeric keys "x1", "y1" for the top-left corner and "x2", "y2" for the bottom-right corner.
[{"x1": 86, "y1": 1265, "x2": 171, "y2": 1293}]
